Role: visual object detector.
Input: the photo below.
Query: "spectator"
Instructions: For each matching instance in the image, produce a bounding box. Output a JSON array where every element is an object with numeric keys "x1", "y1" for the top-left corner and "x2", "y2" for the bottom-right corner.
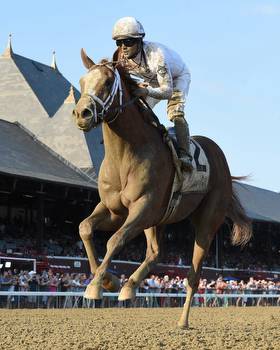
[
  {"x1": 214, "y1": 276, "x2": 227, "y2": 307},
  {"x1": 60, "y1": 273, "x2": 72, "y2": 308},
  {"x1": 47, "y1": 270, "x2": 60, "y2": 308},
  {"x1": 7, "y1": 274, "x2": 19, "y2": 308},
  {"x1": 119, "y1": 274, "x2": 128, "y2": 288},
  {"x1": 27, "y1": 271, "x2": 39, "y2": 307},
  {"x1": 39, "y1": 270, "x2": 50, "y2": 308},
  {"x1": 246, "y1": 277, "x2": 257, "y2": 306},
  {"x1": 197, "y1": 279, "x2": 207, "y2": 307}
]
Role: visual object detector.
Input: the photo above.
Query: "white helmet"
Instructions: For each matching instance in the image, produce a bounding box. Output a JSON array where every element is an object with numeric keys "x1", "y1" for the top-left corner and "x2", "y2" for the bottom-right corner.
[{"x1": 112, "y1": 17, "x2": 145, "y2": 40}]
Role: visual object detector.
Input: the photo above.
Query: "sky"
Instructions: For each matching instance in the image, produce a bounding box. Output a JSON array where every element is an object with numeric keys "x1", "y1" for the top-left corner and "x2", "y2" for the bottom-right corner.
[{"x1": 0, "y1": 0, "x2": 279, "y2": 192}]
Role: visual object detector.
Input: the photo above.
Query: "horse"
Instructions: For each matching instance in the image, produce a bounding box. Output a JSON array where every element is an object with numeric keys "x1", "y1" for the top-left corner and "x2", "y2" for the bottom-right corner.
[{"x1": 72, "y1": 49, "x2": 252, "y2": 328}]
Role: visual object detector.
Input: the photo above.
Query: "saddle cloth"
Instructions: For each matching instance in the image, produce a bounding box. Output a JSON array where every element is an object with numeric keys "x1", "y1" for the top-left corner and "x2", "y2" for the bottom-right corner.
[
  {"x1": 175, "y1": 138, "x2": 210, "y2": 193},
  {"x1": 160, "y1": 129, "x2": 210, "y2": 224}
]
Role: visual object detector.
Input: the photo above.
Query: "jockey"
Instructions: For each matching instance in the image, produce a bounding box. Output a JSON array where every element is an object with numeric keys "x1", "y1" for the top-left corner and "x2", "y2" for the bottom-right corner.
[{"x1": 112, "y1": 16, "x2": 193, "y2": 171}]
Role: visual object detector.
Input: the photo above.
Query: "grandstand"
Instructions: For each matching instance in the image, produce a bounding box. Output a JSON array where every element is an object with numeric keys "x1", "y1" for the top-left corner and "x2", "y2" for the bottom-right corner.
[{"x1": 0, "y1": 37, "x2": 279, "y2": 282}]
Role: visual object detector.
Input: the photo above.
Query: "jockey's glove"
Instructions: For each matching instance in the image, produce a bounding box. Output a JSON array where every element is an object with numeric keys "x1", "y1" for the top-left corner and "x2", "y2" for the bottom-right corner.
[{"x1": 132, "y1": 87, "x2": 148, "y2": 98}]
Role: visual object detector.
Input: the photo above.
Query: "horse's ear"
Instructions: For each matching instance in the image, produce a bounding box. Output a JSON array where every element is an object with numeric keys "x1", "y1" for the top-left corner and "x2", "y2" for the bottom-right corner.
[{"x1": 81, "y1": 48, "x2": 95, "y2": 69}]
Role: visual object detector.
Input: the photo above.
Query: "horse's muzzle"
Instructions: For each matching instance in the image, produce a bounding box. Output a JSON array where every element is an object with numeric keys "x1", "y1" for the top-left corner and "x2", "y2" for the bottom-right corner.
[{"x1": 73, "y1": 108, "x2": 95, "y2": 131}]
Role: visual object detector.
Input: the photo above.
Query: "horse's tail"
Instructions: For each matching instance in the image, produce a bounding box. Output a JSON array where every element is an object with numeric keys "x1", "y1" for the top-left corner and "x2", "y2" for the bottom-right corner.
[{"x1": 227, "y1": 177, "x2": 253, "y2": 247}]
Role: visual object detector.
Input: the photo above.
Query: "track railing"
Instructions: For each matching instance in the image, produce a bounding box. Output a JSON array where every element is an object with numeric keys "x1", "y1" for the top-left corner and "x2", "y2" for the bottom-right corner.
[{"x1": 0, "y1": 291, "x2": 279, "y2": 309}]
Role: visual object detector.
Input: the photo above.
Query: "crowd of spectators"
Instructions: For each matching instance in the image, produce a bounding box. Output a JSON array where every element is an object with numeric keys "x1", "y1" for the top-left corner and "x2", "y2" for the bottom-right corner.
[
  {"x1": 0, "y1": 268, "x2": 279, "y2": 309},
  {"x1": 0, "y1": 216, "x2": 279, "y2": 271},
  {"x1": 0, "y1": 218, "x2": 145, "y2": 260}
]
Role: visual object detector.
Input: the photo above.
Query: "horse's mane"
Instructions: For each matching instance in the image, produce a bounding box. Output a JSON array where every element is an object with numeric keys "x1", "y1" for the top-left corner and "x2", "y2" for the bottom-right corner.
[
  {"x1": 112, "y1": 49, "x2": 139, "y2": 92},
  {"x1": 99, "y1": 58, "x2": 111, "y2": 65},
  {"x1": 97, "y1": 55, "x2": 138, "y2": 94}
]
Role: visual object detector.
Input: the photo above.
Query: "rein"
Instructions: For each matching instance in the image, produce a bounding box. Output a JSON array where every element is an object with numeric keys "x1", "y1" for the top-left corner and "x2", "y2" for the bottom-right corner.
[{"x1": 106, "y1": 96, "x2": 139, "y2": 124}]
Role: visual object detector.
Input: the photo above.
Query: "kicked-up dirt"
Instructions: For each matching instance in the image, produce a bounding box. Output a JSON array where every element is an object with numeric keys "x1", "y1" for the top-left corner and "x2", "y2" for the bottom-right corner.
[{"x1": 0, "y1": 307, "x2": 279, "y2": 350}]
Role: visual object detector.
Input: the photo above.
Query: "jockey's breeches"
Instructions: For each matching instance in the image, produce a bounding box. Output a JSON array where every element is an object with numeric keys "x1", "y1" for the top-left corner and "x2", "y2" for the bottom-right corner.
[
  {"x1": 167, "y1": 90, "x2": 186, "y2": 121},
  {"x1": 167, "y1": 72, "x2": 190, "y2": 120}
]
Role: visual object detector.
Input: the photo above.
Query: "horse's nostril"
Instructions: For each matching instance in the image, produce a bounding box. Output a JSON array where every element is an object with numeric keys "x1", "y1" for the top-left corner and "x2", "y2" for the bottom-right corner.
[{"x1": 81, "y1": 108, "x2": 93, "y2": 119}]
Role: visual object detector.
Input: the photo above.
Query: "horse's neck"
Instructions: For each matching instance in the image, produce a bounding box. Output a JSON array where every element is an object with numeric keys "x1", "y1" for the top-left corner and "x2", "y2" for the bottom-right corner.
[
  {"x1": 102, "y1": 106, "x2": 149, "y2": 155},
  {"x1": 102, "y1": 97, "x2": 159, "y2": 163}
]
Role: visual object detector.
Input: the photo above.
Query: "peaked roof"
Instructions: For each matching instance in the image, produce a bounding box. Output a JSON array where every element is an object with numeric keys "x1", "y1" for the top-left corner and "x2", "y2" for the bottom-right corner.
[
  {"x1": 233, "y1": 182, "x2": 280, "y2": 223},
  {"x1": 0, "y1": 35, "x2": 80, "y2": 118},
  {"x1": 0, "y1": 119, "x2": 97, "y2": 189},
  {"x1": 0, "y1": 40, "x2": 102, "y2": 174},
  {"x1": 11, "y1": 53, "x2": 79, "y2": 117}
]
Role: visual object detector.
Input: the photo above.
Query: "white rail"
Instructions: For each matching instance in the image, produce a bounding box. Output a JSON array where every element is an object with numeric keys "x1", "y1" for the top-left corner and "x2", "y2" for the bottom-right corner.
[{"x1": 0, "y1": 291, "x2": 279, "y2": 298}]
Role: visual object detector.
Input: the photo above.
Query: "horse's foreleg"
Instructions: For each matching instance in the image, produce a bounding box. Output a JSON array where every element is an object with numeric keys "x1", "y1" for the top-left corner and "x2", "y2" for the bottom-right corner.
[
  {"x1": 119, "y1": 225, "x2": 164, "y2": 300},
  {"x1": 91, "y1": 199, "x2": 152, "y2": 299},
  {"x1": 79, "y1": 202, "x2": 123, "y2": 298}
]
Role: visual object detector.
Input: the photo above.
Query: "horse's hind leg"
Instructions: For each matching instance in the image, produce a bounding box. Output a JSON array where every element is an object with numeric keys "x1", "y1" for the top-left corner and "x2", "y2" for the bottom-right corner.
[
  {"x1": 79, "y1": 202, "x2": 124, "y2": 297},
  {"x1": 119, "y1": 225, "x2": 164, "y2": 300},
  {"x1": 178, "y1": 192, "x2": 227, "y2": 329}
]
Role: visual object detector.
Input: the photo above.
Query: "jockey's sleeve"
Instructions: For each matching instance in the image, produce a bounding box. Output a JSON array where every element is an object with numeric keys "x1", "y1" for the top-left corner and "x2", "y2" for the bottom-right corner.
[{"x1": 146, "y1": 63, "x2": 173, "y2": 100}]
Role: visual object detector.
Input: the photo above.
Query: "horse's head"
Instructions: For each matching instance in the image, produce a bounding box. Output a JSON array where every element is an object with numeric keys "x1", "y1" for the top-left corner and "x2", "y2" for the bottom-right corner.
[{"x1": 73, "y1": 49, "x2": 122, "y2": 131}]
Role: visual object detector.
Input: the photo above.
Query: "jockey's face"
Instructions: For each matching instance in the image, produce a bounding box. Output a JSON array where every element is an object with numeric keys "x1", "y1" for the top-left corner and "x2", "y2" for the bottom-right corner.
[{"x1": 116, "y1": 38, "x2": 142, "y2": 59}]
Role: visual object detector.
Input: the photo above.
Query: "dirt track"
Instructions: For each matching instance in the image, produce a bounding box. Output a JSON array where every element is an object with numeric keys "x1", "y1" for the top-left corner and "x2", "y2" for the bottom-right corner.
[{"x1": 0, "y1": 307, "x2": 279, "y2": 350}]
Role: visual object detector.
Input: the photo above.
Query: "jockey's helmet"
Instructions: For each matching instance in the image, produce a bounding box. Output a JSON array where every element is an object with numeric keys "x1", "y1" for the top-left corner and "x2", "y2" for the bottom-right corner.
[{"x1": 112, "y1": 17, "x2": 145, "y2": 40}]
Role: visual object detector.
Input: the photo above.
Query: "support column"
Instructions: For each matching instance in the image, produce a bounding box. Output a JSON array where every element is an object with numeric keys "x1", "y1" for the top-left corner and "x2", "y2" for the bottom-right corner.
[
  {"x1": 36, "y1": 194, "x2": 45, "y2": 249},
  {"x1": 215, "y1": 234, "x2": 219, "y2": 269}
]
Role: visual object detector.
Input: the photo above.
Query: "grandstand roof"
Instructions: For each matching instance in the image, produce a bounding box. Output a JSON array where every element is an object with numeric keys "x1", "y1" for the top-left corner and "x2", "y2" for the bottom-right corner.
[
  {"x1": 0, "y1": 119, "x2": 97, "y2": 189},
  {"x1": 233, "y1": 182, "x2": 280, "y2": 223},
  {"x1": 1, "y1": 36, "x2": 80, "y2": 118},
  {"x1": 0, "y1": 37, "x2": 103, "y2": 175},
  {"x1": 0, "y1": 39, "x2": 80, "y2": 118}
]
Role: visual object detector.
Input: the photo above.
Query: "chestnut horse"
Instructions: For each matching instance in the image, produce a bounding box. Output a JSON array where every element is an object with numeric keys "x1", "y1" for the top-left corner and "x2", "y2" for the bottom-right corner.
[{"x1": 73, "y1": 49, "x2": 252, "y2": 328}]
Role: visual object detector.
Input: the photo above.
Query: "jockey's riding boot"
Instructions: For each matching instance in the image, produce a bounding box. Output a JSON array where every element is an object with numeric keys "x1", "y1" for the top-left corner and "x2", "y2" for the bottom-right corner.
[{"x1": 174, "y1": 117, "x2": 193, "y2": 172}]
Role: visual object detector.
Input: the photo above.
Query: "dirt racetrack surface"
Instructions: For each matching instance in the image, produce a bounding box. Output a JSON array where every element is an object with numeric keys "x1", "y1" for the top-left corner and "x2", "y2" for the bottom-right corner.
[{"x1": 0, "y1": 307, "x2": 279, "y2": 350}]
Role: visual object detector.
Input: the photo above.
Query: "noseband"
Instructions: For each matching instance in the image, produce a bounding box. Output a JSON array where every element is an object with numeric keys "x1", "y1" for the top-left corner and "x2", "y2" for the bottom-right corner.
[{"x1": 81, "y1": 65, "x2": 124, "y2": 124}]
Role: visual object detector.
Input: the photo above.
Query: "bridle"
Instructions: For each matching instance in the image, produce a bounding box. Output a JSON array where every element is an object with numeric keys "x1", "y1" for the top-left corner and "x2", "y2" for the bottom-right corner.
[{"x1": 81, "y1": 63, "x2": 137, "y2": 125}]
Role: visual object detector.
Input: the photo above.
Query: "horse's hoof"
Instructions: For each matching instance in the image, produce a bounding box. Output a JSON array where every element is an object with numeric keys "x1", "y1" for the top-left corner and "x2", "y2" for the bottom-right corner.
[
  {"x1": 103, "y1": 273, "x2": 120, "y2": 292},
  {"x1": 177, "y1": 321, "x2": 189, "y2": 330},
  {"x1": 118, "y1": 286, "x2": 136, "y2": 301},
  {"x1": 84, "y1": 282, "x2": 103, "y2": 300}
]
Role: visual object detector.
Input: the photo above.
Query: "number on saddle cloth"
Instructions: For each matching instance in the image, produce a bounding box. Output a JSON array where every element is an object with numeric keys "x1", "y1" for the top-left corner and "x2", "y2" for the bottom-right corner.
[{"x1": 167, "y1": 127, "x2": 207, "y2": 172}]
